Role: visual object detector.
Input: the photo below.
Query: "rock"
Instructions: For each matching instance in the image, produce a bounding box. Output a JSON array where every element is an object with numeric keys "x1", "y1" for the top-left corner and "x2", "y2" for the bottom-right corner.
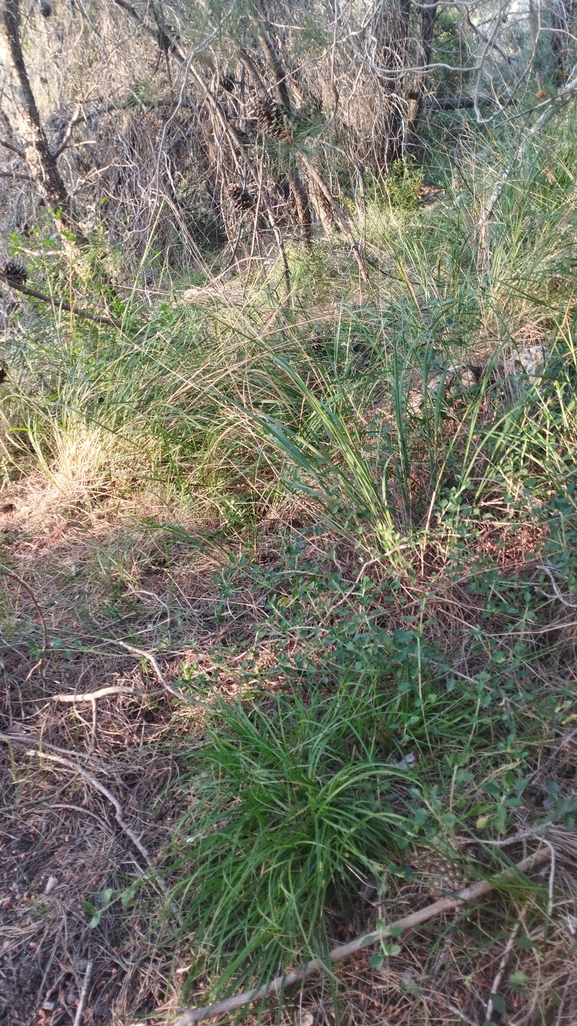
[{"x1": 511, "y1": 343, "x2": 549, "y2": 378}]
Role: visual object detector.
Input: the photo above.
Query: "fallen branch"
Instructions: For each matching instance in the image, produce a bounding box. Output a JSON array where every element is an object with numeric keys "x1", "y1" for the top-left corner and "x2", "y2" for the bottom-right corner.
[
  {"x1": 424, "y1": 95, "x2": 495, "y2": 111},
  {"x1": 26, "y1": 748, "x2": 153, "y2": 869},
  {"x1": 51, "y1": 685, "x2": 139, "y2": 703},
  {"x1": 111, "y1": 640, "x2": 193, "y2": 704},
  {"x1": 535, "y1": 564, "x2": 577, "y2": 610},
  {"x1": 0, "y1": 272, "x2": 123, "y2": 328},
  {"x1": 485, "y1": 912, "x2": 524, "y2": 1023},
  {"x1": 0, "y1": 731, "x2": 111, "y2": 771},
  {"x1": 171, "y1": 847, "x2": 551, "y2": 1026}
]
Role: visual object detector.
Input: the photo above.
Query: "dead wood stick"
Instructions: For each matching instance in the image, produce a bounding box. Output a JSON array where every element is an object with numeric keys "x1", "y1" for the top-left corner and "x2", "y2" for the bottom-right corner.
[
  {"x1": 485, "y1": 913, "x2": 524, "y2": 1022},
  {"x1": 52, "y1": 685, "x2": 139, "y2": 702},
  {"x1": 26, "y1": 749, "x2": 153, "y2": 869},
  {"x1": 299, "y1": 155, "x2": 369, "y2": 285},
  {"x1": 171, "y1": 847, "x2": 551, "y2": 1026},
  {"x1": 72, "y1": 959, "x2": 93, "y2": 1026},
  {"x1": 0, "y1": 272, "x2": 122, "y2": 328},
  {"x1": 110, "y1": 640, "x2": 192, "y2": 704},
  {"x1": 0, "y1": 731, "x2": 111, "y2": 772}
]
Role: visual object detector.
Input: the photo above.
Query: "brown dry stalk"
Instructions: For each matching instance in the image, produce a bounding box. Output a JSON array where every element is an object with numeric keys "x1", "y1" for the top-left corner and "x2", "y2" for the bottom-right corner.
[{"x1": 171, "y1": 846, "x2": 551, "y2": 1026}]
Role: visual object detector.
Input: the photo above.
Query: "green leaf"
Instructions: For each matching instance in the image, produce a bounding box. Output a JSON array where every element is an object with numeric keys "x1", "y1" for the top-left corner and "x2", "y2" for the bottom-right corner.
[
  {"x1": 88, "y1": 911, "x2": 103, "y2": 928},
  {"x1": 381, "y1": 942, "x2": 402, "y2": 956},
  {"x1": 95, "y1": 888, "x2": 115, "y2": 904},
  {"x1": 515, "y1": 934, "x2": 534, "y2": 950},
  {"x1": 120, "y1": 883, "x2": 139, "y2": 908},
  {"x1": 509, "y1": 970, "x2": 529, "y2": 989},
  {"x1": 490, "y1": 993, "x2": 507, "y2": 1015},
  {"x1": 368, "y1": 953, "x2": 384, "y2": 969},
  {"x1": 495, "y1": 806, "x2": 508, "y2": 834}
]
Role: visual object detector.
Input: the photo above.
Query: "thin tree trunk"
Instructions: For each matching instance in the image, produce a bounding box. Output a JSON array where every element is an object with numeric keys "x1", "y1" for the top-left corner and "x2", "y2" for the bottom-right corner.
[
  {"x1": 405, "y1": 1, "x2": 438, "y2": 144},
  {"x1": 551, "y1": 0, "x2": 573, "y2": 84},
  {"x1": 300, "y1": 154, "x2": 369, "y2": 284},
  {"x1": 374, "y1": 0, "x2": 411, "y2": 167},
  {"x1": 0, "y1": 0, "x2": 73, "y2": 226},
  {"x1": 256, "y1": 16, "x2": 313, "y2": 244}
]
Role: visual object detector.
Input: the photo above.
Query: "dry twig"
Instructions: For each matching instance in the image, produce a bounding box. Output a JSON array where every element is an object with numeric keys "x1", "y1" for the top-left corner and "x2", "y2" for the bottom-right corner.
[
  {"x1": 110, "y1": 640, "x2": 191, "y2": 704},
  {"x1": 72, "y1": 959, "x2": 93, "y2": 1026},
  {"x1": 25, "y1": 748, "x2": 153, "y2": 869},
  {"x1": 51, "y1": 686, "x2": 139, "y2": 702},
  {"x1": 485, "y1": 914, "x2": 524, "y2": 1023},
  {"x1": 0, "y1": 731, "x2": 111, "y2": 772},
  {"x1": 536, "y1": 564, "x2": 577, "y2": 609},
  {"x1": 0, "y1": 272, "x2": 123, "y2": 328}
]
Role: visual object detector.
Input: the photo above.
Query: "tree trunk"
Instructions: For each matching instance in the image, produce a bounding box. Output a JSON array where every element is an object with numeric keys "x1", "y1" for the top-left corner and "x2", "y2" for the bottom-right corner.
[
  {"x1": 256, "y1": 15, "x2": 313, "y2": 244},
  {"x1": 405, "y1": 0, "x2": 438, "y2": 145},
  {"x1": 551, "y1": 0, "x2": 573, "y2": 84},
  {"x1": 0, "y1": 0, "x2": 73, "y2": 227},
  {"x1": 374, "y1": 0, "x2": 411, "y2": 168}
]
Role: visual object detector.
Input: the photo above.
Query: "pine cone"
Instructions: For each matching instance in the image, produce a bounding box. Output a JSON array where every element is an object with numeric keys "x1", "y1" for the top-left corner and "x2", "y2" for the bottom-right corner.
[
  {"x1": 255, "y1": 100, "x2": 286, "y2": 137},
  {"x1": 416, "y1": 854, "x2": 469, "y2": 896},
  {"x1": 220, "y1": 74, "x2": 235, "y2": 94},
  {"x1": 228, "y1": 185, "x2": 254, "y2": 211},
  {"x1": 3, "y1": 261, "x2": 28, "y2": 285}
]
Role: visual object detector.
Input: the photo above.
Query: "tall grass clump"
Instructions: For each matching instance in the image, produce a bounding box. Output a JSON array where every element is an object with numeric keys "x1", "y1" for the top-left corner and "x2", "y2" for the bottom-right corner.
[
  {"x1": 169, "y1": 683, "x2": 420, "y2": 999},
  {"x1": 167, "y1": 601, "x2": 564, "y2": 1003}
]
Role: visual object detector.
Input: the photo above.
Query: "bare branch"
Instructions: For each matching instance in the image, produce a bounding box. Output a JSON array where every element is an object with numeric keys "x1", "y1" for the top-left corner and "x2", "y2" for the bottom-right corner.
[
  {"x1": 25, "y1": 748, "x2": 154, "y2": 869},
  {"x1": 0, "y1": 272, "x2": 123, "y2": 329},
  {"x1": 109, "y1": 640, "x2": 192, "y2": 704},
  {"x1": 0, "y1": 135, "x2": 24, "y2": 157},
  {"x1": 72, "y1": 960, "x2": 94, "y2": 1026},
  {"x1": 52, "y1": 686, "x2": 140, "y2": 703},
  {"x1": 110, "y1": 0, "x2": 185, "y2": 63}
]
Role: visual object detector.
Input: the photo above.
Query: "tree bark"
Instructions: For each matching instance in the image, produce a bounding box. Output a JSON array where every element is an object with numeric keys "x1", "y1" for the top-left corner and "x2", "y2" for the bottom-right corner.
[
  {"x1": 374, "y1": 0, "x2": 411, "y2": 167},
  {"x1": 0, "y1": 0, "x2": 73, "y2": 225},
  {"x1": 551, "y1": 0, "x2": 573, "y2": 84},
  {"x1": 405, "y1": 0, "x2": 438, "y2": 144},
  {"x1": 256, "y1": 15, "x2": 313, "y2": 244}
]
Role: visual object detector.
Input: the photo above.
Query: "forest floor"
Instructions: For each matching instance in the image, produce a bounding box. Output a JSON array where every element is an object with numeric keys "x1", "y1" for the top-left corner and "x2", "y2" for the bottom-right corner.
[
  {"x1": 2, "y1": 465, "x2": 577, "y2": 1026},
  {"x1": 3, "y1": 134, "x2": 577, "y2": 1025}
]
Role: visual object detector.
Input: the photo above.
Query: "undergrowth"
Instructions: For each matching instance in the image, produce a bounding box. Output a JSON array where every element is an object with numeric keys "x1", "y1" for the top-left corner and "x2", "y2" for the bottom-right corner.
[{"x1": 1, "y1": 112, "x2": 577, "y2": 1024}]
